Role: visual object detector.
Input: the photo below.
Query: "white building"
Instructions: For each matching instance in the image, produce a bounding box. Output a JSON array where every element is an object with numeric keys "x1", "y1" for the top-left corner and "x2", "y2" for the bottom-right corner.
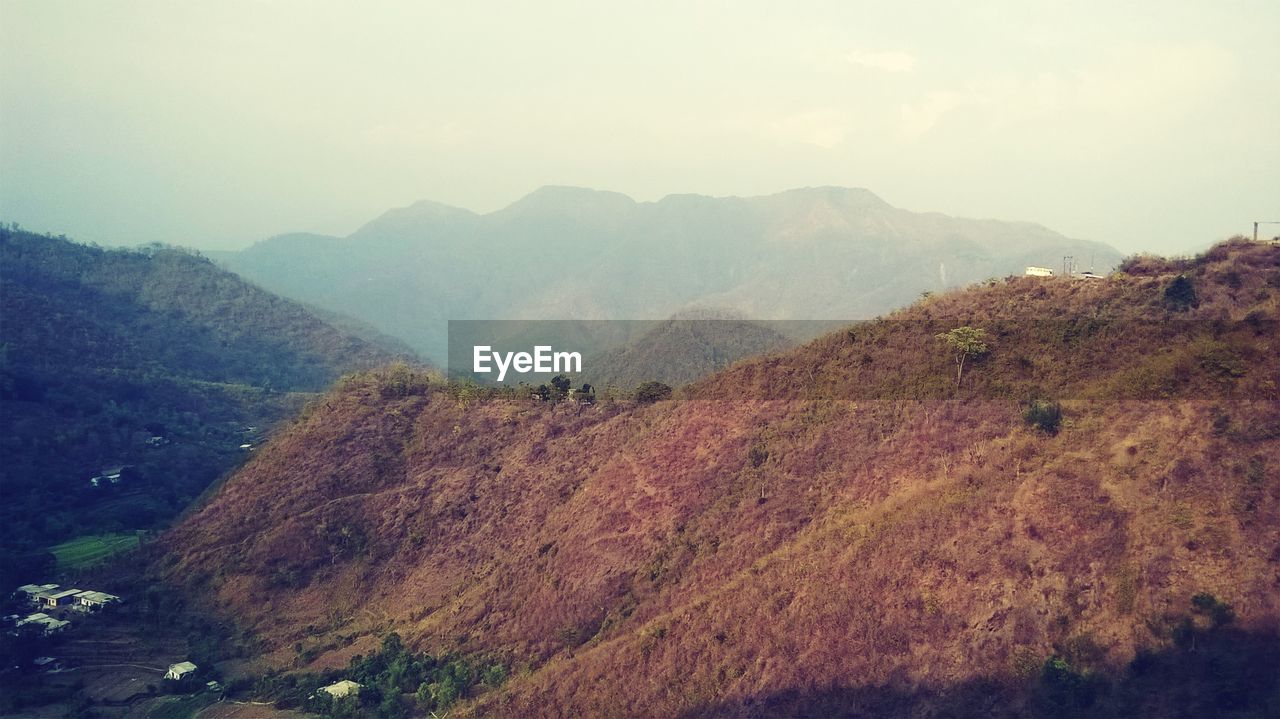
[
  {"x1": 33, "y1": 656, "x2": 63, "y2": 671},
  {"x1": 38, "y1": 588, "x2": 83, "y2": 609},
  {"x1": 17, "y1": 583, "x2": 59, "y2": 603},
  {"x1": 90, "y1": 466, "x2": 126, "y2": 487},
  {"x1": 165, "y1": 661, "x2": 198, "y2": 681},
  {"x1": 74, "y1": 590, "x2": 122, "y2": 611},
  {"x1": 319, "y1": 679, "x2": 362, "y2": 699},
  {"x1": 1025, "y1": 266, "x2": 1055, "y2": 277},
  {"x1": 16, "y1": 613, "x2": 70, "y2": 634}
]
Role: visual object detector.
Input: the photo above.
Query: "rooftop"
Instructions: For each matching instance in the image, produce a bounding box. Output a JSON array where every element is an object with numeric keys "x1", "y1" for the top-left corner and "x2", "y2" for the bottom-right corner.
[
  {"x1": 75, "y1": 590, "x2": 121, "y2": 603},
  {"x1": 320, "y1": 679, "x2": 362, "y2": 698}
]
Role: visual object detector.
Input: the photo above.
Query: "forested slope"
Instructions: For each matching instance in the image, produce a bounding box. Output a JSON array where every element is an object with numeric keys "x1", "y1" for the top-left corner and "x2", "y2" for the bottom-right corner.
[{"x1": 0, "y1": 226, "x2": 411, "y2": 565}]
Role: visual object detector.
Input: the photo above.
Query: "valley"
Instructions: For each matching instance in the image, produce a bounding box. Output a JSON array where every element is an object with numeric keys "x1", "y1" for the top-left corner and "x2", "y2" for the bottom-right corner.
[{"x1": 5, "y1": 4, "x2": 1277, "y2": 716}]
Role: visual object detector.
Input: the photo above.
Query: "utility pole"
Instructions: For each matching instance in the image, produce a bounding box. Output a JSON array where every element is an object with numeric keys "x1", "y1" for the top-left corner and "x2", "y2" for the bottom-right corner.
[
  {"x1": 1063, "y1": 255, "x2": 1074, "y2": 277},
  {"x1": 1254, "y1": 221, "x2": 1280, "y2": 242}
]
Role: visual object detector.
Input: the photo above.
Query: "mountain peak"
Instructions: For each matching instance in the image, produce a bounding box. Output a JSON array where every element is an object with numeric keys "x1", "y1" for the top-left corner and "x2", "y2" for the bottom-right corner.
[
  {"x1": 404, "y1": 198, "x2": 478, "y2": 216},
  {"x1": 506, "y1": 185, "x2": 636, "y2": 210},
  {"x1": 352, "y1": 199, "x2": 477, "y2": 238},
  {"x1": 774, "y1": 185, "x2": 890, "y2": 208}
]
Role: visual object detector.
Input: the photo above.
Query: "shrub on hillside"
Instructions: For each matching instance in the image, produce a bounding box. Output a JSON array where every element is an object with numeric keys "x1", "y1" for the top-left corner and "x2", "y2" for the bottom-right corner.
[
  {"x1": 377, "y1": 363, "x2": 429, "y2": 398},
  {"x1": 1191, "y1": 592, "x2": 1235, "y2": 627},
  {"x1": 1023, "y1": 400, "x2": 1062, "y2": 435},
  {"x1": 549, "y1": 374, "x2": 572, "y2": 400},
  {"x1": 634, "y1": 381, "x2": 673, "y2": 403},
  {"x1": 1162, "y1": 275, "x2": 1198, "y2": 311},
  {"x1": 1034, "y1": 656, "x2": 1099, "y2": 717}
]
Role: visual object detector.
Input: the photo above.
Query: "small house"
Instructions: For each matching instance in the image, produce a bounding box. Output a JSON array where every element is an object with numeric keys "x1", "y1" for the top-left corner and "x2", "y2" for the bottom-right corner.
[
  {"x1": 319, "y1": 679, "x2": 362, "y2": 699},
  {"x1": 33, "y1": 656, "x2": 64, "y2": 672},
  {"x1": 74, "y1": 590, "x2": 121, "y2": 611},
  {"x1": 165, "y1": 661, "x2": 198, "y2": 681},
  {"x1": 17, "y1": 584, "x2": 59, "y2": 604},
  {"x1": 17, "y1": 613, "x2": 70, "y2": 634},
  {"x1": 1024, "y1": 266, "x2": 1054, "y2": 277},
  {"x1": 90, "y1": 465, "x2": 130, "y2": 487},
  {"x1": 40, "y1": 588, "x2": 83, "y2": 609}
]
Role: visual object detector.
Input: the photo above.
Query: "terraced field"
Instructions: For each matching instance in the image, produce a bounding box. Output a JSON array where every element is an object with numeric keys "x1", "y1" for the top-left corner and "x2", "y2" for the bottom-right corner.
[{"x1": 49, "y1": 533, "x2": 141, "y2": 570}]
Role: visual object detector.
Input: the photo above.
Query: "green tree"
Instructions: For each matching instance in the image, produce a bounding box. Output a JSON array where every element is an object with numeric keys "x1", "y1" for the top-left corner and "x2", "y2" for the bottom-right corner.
[
  {"x1": 430, "y1": 676, "x2": 461, "y2": 709},
  {"x1": 935, "y1": 326, "x2": 989, "y2": 387},
  {"x1": 634, "y1": 381, "x2": 673, "y2": 403},
  {"x1": 377, "y1": 692, "x2": 408, "y2": 719},
  {"x1": 329, "y1": 696, "x2": 360, "y2": 719},
  {"x1": 482, "y1": 663, "x2": 508, "y2": 687},
  {"x1": 1190, "y1": 592, "x2": 1235, "y2": 627},
  {"x1": 415, "y1": 681, "x2": 433, "y2": 710},
  {"x1": 1023, "y1": 400, "x2": 1063, "y2": 434},
  {"x1": 1163, "y1": 274, "x2": 1198, "y2": 310},
  {"x1": 381, "y1": 631, "x2": 405, "y2": 658},
  {"x1": 1035, "y1": 656, "x2": 1098, "y2": 716},
  {"x1": 549, "y1": 374, "x2": 572, "y2": 400}
]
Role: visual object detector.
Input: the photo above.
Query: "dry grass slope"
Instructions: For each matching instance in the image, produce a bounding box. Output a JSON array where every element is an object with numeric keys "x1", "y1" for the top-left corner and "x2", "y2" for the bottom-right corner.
[{"x1": 152, "y1": 239, "x2": 1280, "y2": 717}]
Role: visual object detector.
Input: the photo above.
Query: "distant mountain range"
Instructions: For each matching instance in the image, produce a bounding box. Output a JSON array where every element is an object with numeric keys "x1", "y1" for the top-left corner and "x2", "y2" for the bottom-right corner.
[{"x1": 218, "y1": 186, "x2": 1123, "y2": 363}]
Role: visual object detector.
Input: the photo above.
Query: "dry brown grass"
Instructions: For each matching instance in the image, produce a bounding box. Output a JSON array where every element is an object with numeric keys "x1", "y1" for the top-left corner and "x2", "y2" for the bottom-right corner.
[{"x1": 150, "y1": 240, "x2": 1280, "y2": 717}]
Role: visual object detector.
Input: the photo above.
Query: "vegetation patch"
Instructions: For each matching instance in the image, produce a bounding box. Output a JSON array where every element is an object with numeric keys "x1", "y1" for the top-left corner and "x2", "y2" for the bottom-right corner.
[
  {"x1": 253, "y1": 632, "x2": 507, "y2": 719},
  {"x1": 49, "y1": 532, "x2": 141, "y2": 569},
  {"x1": 1023, "y1": 400, "x2": 1063, "y2": 435}
]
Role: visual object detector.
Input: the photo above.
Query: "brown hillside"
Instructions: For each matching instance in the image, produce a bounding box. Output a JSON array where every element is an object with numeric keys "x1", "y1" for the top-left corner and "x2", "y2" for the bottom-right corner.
[{"x1": 152, "y1": 239, "x2": 1280, "y2": 717}]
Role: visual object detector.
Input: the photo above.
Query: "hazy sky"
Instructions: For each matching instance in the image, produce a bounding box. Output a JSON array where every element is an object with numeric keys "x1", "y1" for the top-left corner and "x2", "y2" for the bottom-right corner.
[{"x1": 1, "y1": 1, "x2": 1277, "y2": 254}]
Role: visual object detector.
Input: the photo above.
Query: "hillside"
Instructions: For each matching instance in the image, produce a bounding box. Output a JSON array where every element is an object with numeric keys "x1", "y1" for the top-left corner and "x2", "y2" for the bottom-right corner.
[
  {"x1": 0, "y1": 227, "x2": 413, "y2": 567},
  {"x1": 220, "y1": 186, "x2": 1123, "y2": 362},
  {"x1": 584, "y1": 313, "x2": 795, "y2": 390},
  {"x1": 153, "y1": 239, "x2": 1278, "y2": 717}
]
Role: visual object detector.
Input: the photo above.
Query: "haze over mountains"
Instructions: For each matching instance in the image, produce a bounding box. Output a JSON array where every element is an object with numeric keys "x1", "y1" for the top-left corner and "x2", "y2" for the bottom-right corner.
[{"x1": 220, "y1": 187, "x2": 1123, "y2": 363}]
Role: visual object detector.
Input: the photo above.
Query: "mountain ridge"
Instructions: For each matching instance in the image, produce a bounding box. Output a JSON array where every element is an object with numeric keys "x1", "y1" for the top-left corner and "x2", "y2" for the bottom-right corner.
[{"x1": 221, "y1": 186, "x2": 1123, "y2": 363}]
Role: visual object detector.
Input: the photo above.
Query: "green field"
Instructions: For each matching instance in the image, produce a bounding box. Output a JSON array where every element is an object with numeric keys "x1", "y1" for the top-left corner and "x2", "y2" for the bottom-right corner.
[{"x1": 48, "y1": 533, "x2": 141, "y2": 570}]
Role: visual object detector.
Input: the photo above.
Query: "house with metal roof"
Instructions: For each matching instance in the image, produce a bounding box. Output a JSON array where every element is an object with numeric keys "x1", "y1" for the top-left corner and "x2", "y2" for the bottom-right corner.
[
  {"x1": 73, "y1": 590, "x2": 122, "y2": 611},
  {"x1": 16, "y1": 612, "x2": 70, "y2": 634},
  {"x1": 17, "y1": 584, "x2": 59, "y2": 604},
  {"x1": 165, "y1": 661, "x2": 198, "y2": 681},
  {"x1": 38, "y1": 588, "x2": 83, "y2": 609},
  {"x1": 319, "y1": 679, "x2": 362, "y2": 699}
]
